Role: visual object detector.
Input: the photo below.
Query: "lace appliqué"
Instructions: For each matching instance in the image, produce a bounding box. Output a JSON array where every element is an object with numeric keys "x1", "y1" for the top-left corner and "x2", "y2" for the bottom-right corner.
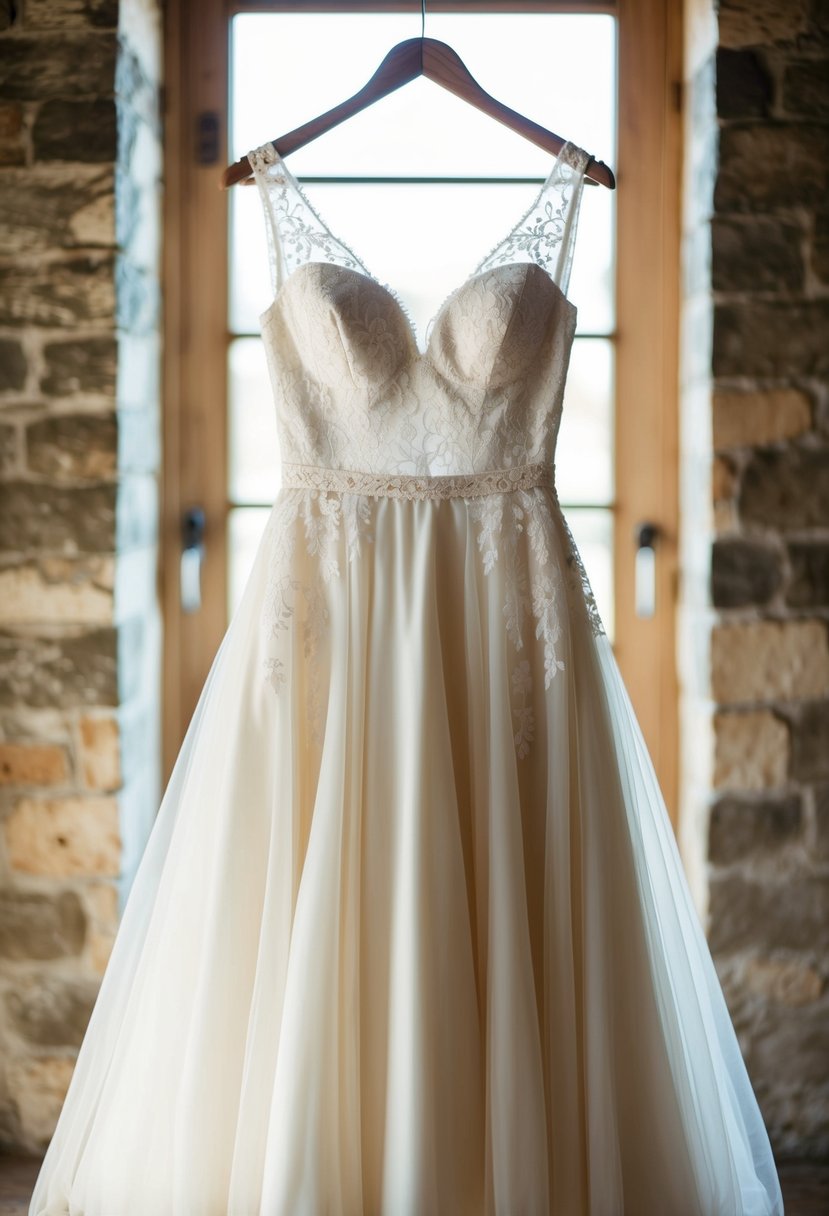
[
  {"x1": 467, "y1": 488, "x2": 566, "y2": 758},
  {"x1": 551, "y1": 495, "x2": 606, "y2": 640},
  {"x1": 261, "y1": 489, "x2": 374, "y2": 747}
]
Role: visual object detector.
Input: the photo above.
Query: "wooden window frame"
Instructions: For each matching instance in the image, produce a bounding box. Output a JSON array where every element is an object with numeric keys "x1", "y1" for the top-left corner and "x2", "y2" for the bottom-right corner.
[{"x1": 162, "y1": 0, "x2": 682, "y2": 820}]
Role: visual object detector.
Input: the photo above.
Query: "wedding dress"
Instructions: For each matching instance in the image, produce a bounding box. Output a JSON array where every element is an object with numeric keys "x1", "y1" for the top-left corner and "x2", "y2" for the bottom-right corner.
[{"x1": 29, "y1": 138, "x2": 785, "y2": 1216}]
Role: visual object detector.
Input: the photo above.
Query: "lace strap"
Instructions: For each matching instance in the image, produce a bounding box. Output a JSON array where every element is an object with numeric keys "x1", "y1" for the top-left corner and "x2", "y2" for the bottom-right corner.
[
  {"x1": 473, "y1": 141, "x2": 593, "y2": 299},
  {"x1": 246, "y1": 141, "x2": 371, "y2": 296}
]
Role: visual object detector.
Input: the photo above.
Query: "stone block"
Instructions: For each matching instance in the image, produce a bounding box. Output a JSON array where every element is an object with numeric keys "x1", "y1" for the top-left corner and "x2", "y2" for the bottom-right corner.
[
  {"x1": 744, "y1": 957, "x2": 823, "y2": 1007},
  {"x1": 815, "y1": 785, "x2": 829, "y2": 861},
  {"x1": 713, "y1": 300, "x2": 829, "y2": 378},
  {"x1": 0, "y1": 338, "x2": 26, "y2": 391},
  {"x1": 813, "y1": 207, "x2": 829, "y2": 285},
  {"x1": 713, "y1": 709, "x2": 789, "y2": 790},
  {"x1": 26, "y1": 413, "x2": 117, "y2": 480},
  {"x1": 708, "y1": 872, "x2": 829, "y2": 953},
  {"x1": 23, "y1": 0, "x2": 119, "y2": 29},
  {"x1": 711, "y1": 619, "x2": 829, "y2": 704},
  {"x1": 711, "y1": 215, "x2": 803, "y2": 292},
  {"x1": 711, "y1": 538, "x2": 782, "y2": 607},
  {"x1": 0, "y1": 481, "x2": 116, "y2": 553},
  {"x1": 715, "y1": 125, "x2": 829, "y2": 212},
  {"x1": 741, "y1": 997, "x2": 829, "y2": 1157},
  {"x1": 78, "y1": 714, "x2": 120, "y2": 790},
  {"x1": 713, "y1": 388, "x2": 812, "y2": 448},
  {"x1": 0, "y1": 35, "x2": 116, "y2": 101},
  {"x1": 739, "y1": 448, "x2": 829, "y2": 530},
  {"x1": 0, "y1": 101, "x2": 24, "y2": 166},
  {"x1": 6, "y1": 1056, "x2": 76, "y2": 1149},
  {"x1": 782, "y1": 59, "x2": 829, "y2": 118},
  {"x1": 787, "y1": 541, "x2": 829, "y2": 608},
  {"x1": 0, "y1": 742, "x2": 70, "y2": 786},
  {"x1": 32, "y1": 98, "x2": 117, "y2": 163},
  {"x1": 716, "y1": 48, "x2": 772, "y2": 118},
  {"x1": 712, "y1": 455, "x2": 737, "y2": 500},
  {"x1": 5, "y1": 974, "x2": 99, "y2": 1047},
  {"x1": 0, "y1": 167, "x2": 114, "y2": 256},
  {"x1": 40, "y1": 336, "x2": 117, "y2": 397},
  {"x1": 0, "y1": 628, "x2": 118, "y2": 709},
  {"x1": 717, "y1": 0, "x2": 813, "y2": 48},
  {"x1": 714, "y1": 499, "x2": 738, "y2": 535},
  {"x1": 83, "y1": 880, "x2": 119, "y2": 974},
  {"x1": 0, "y1": 257, "x2": 115, "y2": 327},
  {"x1": 708, "y1": 793, "x2": 801, "y2": 864},
  {"x1": 790, "y1": 701, "x2": 829, "y2": 783},
  {"x1": 0, "y1": 889, "x2": 86, "y2": 960},
  {"x1": 0, "y1": 420, "x2": 18, "y2": 472},
  {"x1": 0, "y1": 558, "x2": 114, "y2": 626},
  {"x1": 4, "y1": 795, "x2": 121, "y2": 877},
  {"x1": 89, "y1": 922, "x2": 116, "y2": 973}
]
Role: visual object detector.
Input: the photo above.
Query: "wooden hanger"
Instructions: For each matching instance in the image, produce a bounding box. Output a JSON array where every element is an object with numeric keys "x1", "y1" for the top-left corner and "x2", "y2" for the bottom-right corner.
[{"x1": 220, "y1": 26, "x2": 615, "y2": 191}]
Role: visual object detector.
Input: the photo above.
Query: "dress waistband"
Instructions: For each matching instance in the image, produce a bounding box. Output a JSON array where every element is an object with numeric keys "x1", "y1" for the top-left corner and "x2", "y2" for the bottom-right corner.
[{"x1": 279, "y1": 461, "x2": 555, "y2": 500}]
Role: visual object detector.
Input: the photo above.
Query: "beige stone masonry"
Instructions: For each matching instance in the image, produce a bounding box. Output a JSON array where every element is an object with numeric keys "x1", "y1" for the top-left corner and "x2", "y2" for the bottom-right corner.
[
  {"x1": 713, "y1": 388, "x2": 812, "y2": 449},
  {"x1": 711, "y1": 620, "x2": 829, "y2": 704},
  {"x1": 0, "y1": 743, "x2": 70, "y2": 786},
  {"x1": 713, "y1": 709, "x2": 789, "y2": 790},
  {"x1": 713, "y1": 454, "x2": 738, "y2": 500},
  {"x1": 4, "y1": 796, "x2": 121, "y2": 877},
  {"x1": 745, "y1": 957, "x2": 824, "y2": 1007},
  {"x1": 6, "y1": 1055, "x2": 75, "y2": 1146},
  {"x1": 82, "y1": 880, "x2": 120, "y2": 974},
  {"x1": 78, "y1": 715, "x2": 120, "y2": 791},
  {"x1": 0, "y1": 559, "x2": 114, "y2": 626}
]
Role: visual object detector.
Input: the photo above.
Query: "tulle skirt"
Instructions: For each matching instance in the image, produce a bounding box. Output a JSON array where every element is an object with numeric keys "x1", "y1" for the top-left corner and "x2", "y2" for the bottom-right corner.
[{"x1": 29, "y1": 484, "x2": 784, "y2": 1215}]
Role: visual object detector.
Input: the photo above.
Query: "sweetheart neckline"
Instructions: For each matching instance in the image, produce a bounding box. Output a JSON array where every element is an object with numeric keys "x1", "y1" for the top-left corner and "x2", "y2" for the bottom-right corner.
[
  {"x1": 258, "y1": 259, "x2": 577, "y2": 356},
  {"x1": 253, "y1": 138, "x2": 580, "y2": 354}
]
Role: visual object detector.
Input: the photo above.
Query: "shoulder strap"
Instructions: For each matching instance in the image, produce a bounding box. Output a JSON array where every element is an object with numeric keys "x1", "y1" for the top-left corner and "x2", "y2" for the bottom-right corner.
[
  {"x1": 473, "y1": 141, "x2": 593, "y2": 298},
  {"x1": 246, "y1": 142, "x2": 371, "y2": 295}
]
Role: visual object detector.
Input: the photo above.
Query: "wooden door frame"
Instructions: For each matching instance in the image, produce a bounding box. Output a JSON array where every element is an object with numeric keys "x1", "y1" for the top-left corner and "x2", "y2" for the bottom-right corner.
[
  {"x1": 615, "y1": 0, "x2": 682, "y2": 820},
  {"x1": 161, "y1": 0, "x2": 683, "y2": 821}
]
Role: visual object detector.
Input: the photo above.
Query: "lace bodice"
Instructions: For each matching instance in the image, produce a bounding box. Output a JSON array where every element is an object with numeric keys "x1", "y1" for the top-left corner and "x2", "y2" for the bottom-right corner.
[{"x1": 246, "y1": 139, "x2": 592, "y2": 478}]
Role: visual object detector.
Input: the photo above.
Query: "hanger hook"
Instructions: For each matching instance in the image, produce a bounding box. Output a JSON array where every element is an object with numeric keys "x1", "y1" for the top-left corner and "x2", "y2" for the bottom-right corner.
[{"x1": 421, "y1": 0, "x2": 426, "y2": 40}]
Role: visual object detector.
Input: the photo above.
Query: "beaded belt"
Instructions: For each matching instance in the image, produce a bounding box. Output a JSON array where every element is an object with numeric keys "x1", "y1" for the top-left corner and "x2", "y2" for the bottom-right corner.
[{"x1": 279, "y1": 460, "x2": 555, "y2": 500}]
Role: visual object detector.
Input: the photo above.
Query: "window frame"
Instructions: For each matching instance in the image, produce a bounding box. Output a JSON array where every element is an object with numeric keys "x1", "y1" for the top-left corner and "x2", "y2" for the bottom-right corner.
[{"x1": 162, "y1": 0, "x2": 682, "y2": 820}]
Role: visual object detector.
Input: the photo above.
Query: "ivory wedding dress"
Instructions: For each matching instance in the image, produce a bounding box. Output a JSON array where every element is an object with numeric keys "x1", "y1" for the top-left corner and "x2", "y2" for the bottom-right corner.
[{"x1": 29, "y1": 139, "x2": 785, "y2": 1215}]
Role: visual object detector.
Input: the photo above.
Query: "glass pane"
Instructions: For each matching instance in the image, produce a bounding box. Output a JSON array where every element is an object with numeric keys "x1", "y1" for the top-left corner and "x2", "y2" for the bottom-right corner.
[
  {"x1": 565, "y1": 507, "x2": 614, "y2": 642},
  {"x1": 231, "y1": 179, "x2": 613, "y2": 338},
  {"x1": 228, "y1": 506, "x2": 271, "y2": 616},
  {"x1": 230, "y1": 184, "x2": 273, "y2": 333},
  {"x1": 228, "y1": 337, "x2": 280, "y2": 505},
  {"x1": 556, "y1": 338, "x2": 614, "y2": 507},
  {"x1": 231, "y1": 13, "x2": 615, "y2": 179}
]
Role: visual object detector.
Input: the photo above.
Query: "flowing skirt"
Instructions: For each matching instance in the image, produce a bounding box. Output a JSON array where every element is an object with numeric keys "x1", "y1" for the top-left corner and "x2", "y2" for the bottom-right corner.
[{"x1": 29, "y1": 483, "x2": 784, "y2": 1216}]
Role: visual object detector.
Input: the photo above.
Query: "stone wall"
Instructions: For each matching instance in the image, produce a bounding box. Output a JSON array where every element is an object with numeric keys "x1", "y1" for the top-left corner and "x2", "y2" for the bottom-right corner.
[
  {"x1": 680, "y1": 0, "x2": 829, "y2": 1161},
  {"x1": 0, "y1": 0, "x2": 162, "y2": 1153}
]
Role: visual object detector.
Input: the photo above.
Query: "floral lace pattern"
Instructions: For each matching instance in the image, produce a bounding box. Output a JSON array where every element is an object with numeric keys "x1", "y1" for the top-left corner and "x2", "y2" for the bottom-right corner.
[{"x1": 472, "y1": 141, "x2": 592, "y2": 296}]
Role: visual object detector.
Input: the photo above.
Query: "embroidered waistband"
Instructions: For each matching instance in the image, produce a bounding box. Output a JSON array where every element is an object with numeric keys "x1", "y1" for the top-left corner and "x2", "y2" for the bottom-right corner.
[{"x1": 279, "y1": 461, "x2": 555, "y2": 500}]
